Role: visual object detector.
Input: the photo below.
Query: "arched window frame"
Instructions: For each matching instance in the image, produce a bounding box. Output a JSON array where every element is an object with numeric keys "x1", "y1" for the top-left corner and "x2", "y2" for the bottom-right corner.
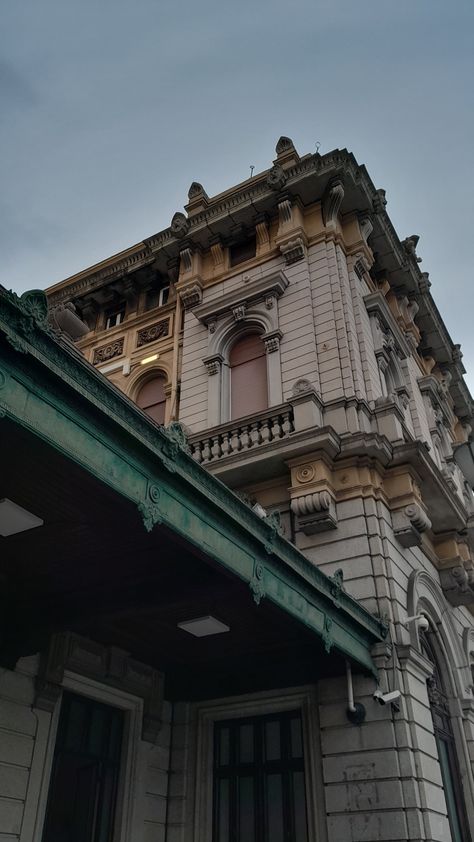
[
  {"x1": 202, "y1": 308, "x2": 284, "y2": 427},
  {"x1": 189, "y1": 271, "x2": 289, "y2": 428},
  {"x1": 406, "y1": 571, "x2": 474, "y2": 838},
  {"x1": 228, "y1": 331, "x2": 269, "y2": 421},
  {"x1": 129, "y1": 367, "x2": 171, "y2": 426}
]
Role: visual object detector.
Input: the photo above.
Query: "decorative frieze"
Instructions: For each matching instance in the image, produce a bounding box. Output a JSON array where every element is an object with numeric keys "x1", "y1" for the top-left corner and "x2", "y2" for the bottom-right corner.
[
  {"x1": 35, "y1": 632, "x2": 164, "y2": 742},
  {"x1": 93, "y1": 337, "x2": 124, "y2": 365},
  {"x1": 136, "y1": 319, "x2": 170, "y2": 347}
]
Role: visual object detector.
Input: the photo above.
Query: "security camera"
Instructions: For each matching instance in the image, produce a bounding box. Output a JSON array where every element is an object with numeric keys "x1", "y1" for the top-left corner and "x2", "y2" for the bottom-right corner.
[
  {"x1": 373, "y1": 689, "x2": 401, "y2": 706},
  {"x1": 252, "y1": 503, "x2": 268, "y2": 519},
  {"x1": 403, "y1": 613, "x2": 429, "y2": 632}
]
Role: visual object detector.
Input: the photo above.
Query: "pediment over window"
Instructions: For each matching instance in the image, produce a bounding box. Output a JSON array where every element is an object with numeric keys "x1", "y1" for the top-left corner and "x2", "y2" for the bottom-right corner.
[
  {"x1": 364, "y1": 291, "x2": 412, "y2": 359},
  {"x1": 192, "y1": 270, "x2": 289, "y2": 326}
]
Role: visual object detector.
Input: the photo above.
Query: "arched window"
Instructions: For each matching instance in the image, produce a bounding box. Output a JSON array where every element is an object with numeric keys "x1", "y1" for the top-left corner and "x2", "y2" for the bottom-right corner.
[
  {"x1": 229, "y1": 334, "x2": 268, "y2": 420},
  {"x1": 421, "y1": 632, "x2": 472, "y2": 842},
  {"x1": 136, "y1": 375, "x2": 167, "y2": 425}
]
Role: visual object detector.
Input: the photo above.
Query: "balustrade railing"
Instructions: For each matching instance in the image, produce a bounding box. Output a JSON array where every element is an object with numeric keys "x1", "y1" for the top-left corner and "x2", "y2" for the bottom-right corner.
[{"x1": 189, "y1": 405, "x2": 295, "y2": 464}]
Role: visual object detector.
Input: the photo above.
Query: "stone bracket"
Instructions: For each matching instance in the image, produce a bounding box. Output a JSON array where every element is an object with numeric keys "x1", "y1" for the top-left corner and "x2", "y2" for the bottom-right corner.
[
  {"x1": 291, "y1": 491, "x2": 337, "y2": 534},
  {"x1": 393, "y1": 503, "x2": 431, "y2": 548}
]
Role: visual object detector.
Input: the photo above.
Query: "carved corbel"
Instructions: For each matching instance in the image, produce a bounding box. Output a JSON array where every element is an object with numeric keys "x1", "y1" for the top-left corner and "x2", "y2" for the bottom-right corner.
[
  {"x1": 278, "y1": 198, "x2": 293, "y2": 225},
  {"x1": 262, "y1": 329, "x2": 282, "y2": 354},
  {"x1": 280, "y1": 237, "x2": 307, "y2": 265},
  {"x1": 203, "y1": 353, "x2": 224, "y2": 376},
  {"x1": 322, "y1": 178, "x2": 344, "y2": 228},
  {"x1": 178, "y1": 280, "x2": 203, "y2": 310},
  {"x1": 291, "y1": 491, "x2": 337, "y2": 534},
  {"x1": 232, "y1": 303, "x2": 247, "y2": 322},
  {"x1": 440, "y1": 562, "x2": 474, "y2": 607},
  {"x1": 255, "y1": 217, "x2": 270, "y2": 252},
  {"x1": 358, "y1": 213, "x2": 373, "y2": 241},
  {"x1": 210, "y1": 238, "x2": 225, "y2": 270},
  {"x1": 393, "y1": 503, "x2": 432, "y2": 548}
]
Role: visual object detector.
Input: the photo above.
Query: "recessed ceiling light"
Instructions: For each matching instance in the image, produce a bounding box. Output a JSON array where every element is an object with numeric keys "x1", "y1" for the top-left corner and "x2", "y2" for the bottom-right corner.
[
  {"x1": 0, "y1": 499, "x2": 44, "y2": 537},
  {"x1": 177, "y1": 615, "x2": 230, "y2": 637},
  {"x1": 140, "y1": 354, "x2": 159, "y2": 365}
]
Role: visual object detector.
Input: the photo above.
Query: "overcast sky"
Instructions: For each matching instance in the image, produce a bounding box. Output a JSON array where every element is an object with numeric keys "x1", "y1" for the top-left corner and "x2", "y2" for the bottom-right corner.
[{"x1": 2, "y1": 0, "x2": 473, "y2": 388}]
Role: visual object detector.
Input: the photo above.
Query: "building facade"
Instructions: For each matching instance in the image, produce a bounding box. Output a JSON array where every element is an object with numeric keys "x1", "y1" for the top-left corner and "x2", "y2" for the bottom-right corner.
[{"x1": 1, "y1": 137, "x2": 474, "y2": 842}]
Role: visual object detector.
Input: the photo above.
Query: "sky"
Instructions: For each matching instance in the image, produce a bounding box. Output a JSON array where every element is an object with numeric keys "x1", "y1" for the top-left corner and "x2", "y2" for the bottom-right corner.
[{"x1": 2, "y1": 0, "x2": 474, "y2": 389}]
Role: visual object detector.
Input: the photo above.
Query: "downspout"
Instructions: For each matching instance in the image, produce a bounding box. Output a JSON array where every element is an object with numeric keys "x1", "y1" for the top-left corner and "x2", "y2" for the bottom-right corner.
[
  {"x1": 346, "y1": 660, "x2": 366, "y2": 724},
  {"x1": 164, "y1": 700, "x2": 175, "y2": 842},
  {"x1": 169, "y1": 291, "x2": 182, "y2": 422}
]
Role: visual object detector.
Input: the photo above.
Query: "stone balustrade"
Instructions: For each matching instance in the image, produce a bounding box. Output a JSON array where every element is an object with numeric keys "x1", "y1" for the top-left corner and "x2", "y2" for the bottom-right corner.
[{"x1": 189, "y1": 404, "x2": 295, "y2": 465}]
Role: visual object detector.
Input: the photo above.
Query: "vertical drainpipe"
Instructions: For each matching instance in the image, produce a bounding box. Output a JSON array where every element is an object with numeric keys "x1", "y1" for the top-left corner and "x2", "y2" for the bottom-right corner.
[
  {"x1": 164, "y1": 700, "x2": 175, "y2": 842},
  {"x1": 169, "y1": 289, "x2": 182, "y2": 422}
]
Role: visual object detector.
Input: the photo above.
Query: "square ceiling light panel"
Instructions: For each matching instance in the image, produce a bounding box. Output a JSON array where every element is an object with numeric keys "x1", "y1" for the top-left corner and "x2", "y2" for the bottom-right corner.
[
  {"x1": 0, "y1": 498, "x2": 44, "y2": 537},
  {"x1": 177, "y1": 615, "x2": 230, "y2": 637}
]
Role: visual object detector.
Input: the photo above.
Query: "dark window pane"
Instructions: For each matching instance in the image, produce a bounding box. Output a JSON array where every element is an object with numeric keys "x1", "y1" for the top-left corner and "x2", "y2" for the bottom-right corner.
[
  {"x1": 238, "y1": 777, "x2": 255, "y2": 842},
  {"x1": 292, "y1": 771, "x2": 308, "y2": 842},
  {"x1": 217, "y1": 726, "x2": 230, "y2": 767},
  {"x1": 63, "y1": 697, "x2": 87, "y2": 751},
  {"x1": 108, "y1": 712, "x2": 123, "y2": 761},
  {"x1": 229, "y1": 236, "x2": 256, "y2": 267},
  {"x1": 96, "y1": 767, "x2": 117, "y2": 842},
  {"x1": 88, "y1": 706, "x2": 107, "y2": 756},
  {"x1": 217, "y1": 778, "x2": 230, "y2": 842},
  {"x1": 290, "y1": 716, "x2": 303, "y2": 759},
  {"x1": 437, "y1": 738, "x2": 464, "y2": 842},
  {"x1": 213, "y1": 711, "x2": 307, "y2": 842},
  {"x1": 42, "y1": 693, "x2": 124, "y2": 842},
  {"x1": 266, "y1": 774, "x2": 284, "y2": 842},
  {"x1": 265, "y1": 719, "x2": 281, "y2": 761},
  {"x1": 239, "y1": 723, "x2": 254, "y2": 764}
]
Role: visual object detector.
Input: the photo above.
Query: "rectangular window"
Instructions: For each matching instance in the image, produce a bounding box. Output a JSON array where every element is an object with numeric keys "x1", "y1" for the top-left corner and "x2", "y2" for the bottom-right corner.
[
  {"x1": 42, "y1": 691, "x2": 124, "y2": 842},
  {"x1": 105, "y1": 306, "x2": 126, "y2": 329},
  {"x1": 145, "y1": 286, "x2": 170, "y2": 311},
  {"x1": 229, "y1": 236, "x2": 256, "y2": 267},
  {"x1": 213, "y1": 710, "x2": 308, "y2": 842}
]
